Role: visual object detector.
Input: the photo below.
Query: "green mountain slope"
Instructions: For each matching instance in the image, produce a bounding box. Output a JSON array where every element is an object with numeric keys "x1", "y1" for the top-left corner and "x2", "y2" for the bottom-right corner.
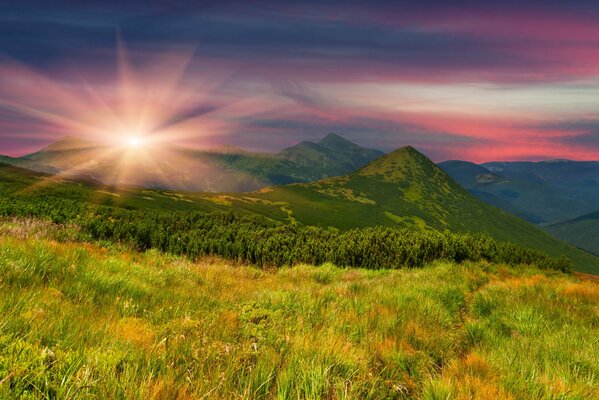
[
  {"x1": 547, "y1": 211, "x2": 599, "y2": 256},
  {"x1": 254, "y1": 147, "x2": 599, "y2": 273}
]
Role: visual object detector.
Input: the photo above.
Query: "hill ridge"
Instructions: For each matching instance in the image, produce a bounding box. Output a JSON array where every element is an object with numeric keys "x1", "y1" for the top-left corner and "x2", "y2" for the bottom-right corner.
[
  {"x1": 253, "y1": 146, "x2": 599, "y2": 273},
  {"x1": 1, "y1": 133, "x2": 384, "y2": 192}
]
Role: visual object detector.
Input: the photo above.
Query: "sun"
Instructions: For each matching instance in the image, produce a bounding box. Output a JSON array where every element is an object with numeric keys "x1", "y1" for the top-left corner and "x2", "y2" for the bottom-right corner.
[{"x1": 125, "y1": 136, "x2": 144, "y2": 148}]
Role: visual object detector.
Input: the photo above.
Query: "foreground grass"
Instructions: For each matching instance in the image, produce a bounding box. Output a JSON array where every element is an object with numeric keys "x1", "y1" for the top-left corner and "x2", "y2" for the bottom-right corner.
[{"x1": 0, "y1": 227, "x2": 597, "y2": 399}]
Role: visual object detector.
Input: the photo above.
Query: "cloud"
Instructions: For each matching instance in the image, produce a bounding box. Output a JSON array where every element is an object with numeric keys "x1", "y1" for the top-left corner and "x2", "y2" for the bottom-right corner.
[
  {"x1": 273, "y1": 82, "x2": 333, "y2": 110},
  {"x1": 537, "y1": 119, "x2": 599, "y2": 148},
  {"x1": 2, "y1": 1, "x2": 599, "y2": 83},
  {"x1": 2, "y1": 1, "x2": 599, "y2": 161}
]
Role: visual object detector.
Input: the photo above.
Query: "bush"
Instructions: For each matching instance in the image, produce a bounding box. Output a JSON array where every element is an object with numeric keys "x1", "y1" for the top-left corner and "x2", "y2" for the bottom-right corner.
[{"x1": 0, "y1": 193, "x2": 571, "y2": 272}]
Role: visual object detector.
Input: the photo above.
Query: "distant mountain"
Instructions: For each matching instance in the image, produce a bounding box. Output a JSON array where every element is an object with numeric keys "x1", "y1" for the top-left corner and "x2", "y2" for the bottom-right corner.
[
  {"x1": 23, "y1": 135, "x2": 98, "y2": 155},
  {"x1": 437, "y1": 160, "x2": 500, "y2": 186},
  {"x1": 0, "y1": 134, "x2": 383, "y2": 192},
  {"x1": 0, "y1": 155, "x2": 19, "y2": 165},
  {"x1": 482, "y1": 160, "x2": 599, "y2": 187},
  {"x1": 439, "y1": 159, "x2": 599, "y2": 224},
  {"x1": 277, "y1": 133, "x2": 384, "y2": 181},
  {"x1": 547, "y1": 211, "x2": 599, "y2": 256}
]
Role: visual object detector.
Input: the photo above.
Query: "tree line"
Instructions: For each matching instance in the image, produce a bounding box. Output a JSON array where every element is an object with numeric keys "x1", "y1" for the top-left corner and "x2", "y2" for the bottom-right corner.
[{"x1": 0, "y1": 192, "x2": 571, "y2": 272}]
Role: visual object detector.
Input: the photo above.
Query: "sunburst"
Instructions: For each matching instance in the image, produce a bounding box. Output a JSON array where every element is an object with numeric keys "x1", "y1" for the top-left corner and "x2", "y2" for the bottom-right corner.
[{"x1": 0, "y1": 38, "x2": 268, "y2": 195}]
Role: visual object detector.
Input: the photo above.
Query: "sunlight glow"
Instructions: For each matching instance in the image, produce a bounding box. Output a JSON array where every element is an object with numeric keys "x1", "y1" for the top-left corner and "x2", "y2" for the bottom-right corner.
[
  {"x1": 0, "y1": 39, "x2": 253, "y2": 192},
  {"x1": 125, "y1": 136, "x2": 144, "y2": 148}
]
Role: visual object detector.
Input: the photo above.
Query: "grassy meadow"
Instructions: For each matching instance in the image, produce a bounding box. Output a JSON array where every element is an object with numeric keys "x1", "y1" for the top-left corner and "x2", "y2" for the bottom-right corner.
[{"x1": 0, "y1": 219, "x2": 597, "y2": 399}]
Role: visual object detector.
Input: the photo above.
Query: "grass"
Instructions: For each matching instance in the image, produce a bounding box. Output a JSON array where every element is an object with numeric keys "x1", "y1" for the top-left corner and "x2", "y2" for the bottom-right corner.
[
  {"x1": 0, "y1": 220, "x2": 597, "y2": 399},
  {"x1": 547, "y1": 211, "x2": 599, "y2": 256}
]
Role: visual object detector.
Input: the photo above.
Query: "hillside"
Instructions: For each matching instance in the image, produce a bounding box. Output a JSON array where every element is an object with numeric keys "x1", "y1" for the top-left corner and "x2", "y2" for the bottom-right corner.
[
  {"x1": 437, "y1": 160, "x2": 500, "y2": 187},
  {"x1": 254, "y1": 147, "x2": 599, "y2": 273},
  {"x1": 547, "y1": 211, "x2": 599, "y2": 255},
  {"x1": 0, "y1": 221, "x2": 597, "y2": 399},
  {"x1": 0, "y1": 134, "x2": 383, "y2": 192},
  {"x1": 439, "y1": 160, "x2": 598, "y2": 224}
]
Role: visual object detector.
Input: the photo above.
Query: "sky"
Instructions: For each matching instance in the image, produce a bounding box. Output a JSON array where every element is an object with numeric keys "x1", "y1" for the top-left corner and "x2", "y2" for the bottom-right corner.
[{"x1": 1, "y1": 1, "x2": 599, "y2": 162}]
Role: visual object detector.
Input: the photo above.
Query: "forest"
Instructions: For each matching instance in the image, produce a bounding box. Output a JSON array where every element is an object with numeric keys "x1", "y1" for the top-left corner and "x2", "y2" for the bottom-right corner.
[{"x1": 0, "y1": 188, "x2": 571, "y2": 272}]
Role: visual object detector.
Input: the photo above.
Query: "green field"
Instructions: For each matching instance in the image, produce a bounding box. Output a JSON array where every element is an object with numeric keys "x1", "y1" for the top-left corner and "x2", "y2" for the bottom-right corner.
[{"x1": 0, "y1": 219, "x2": 597, "y2": 399}]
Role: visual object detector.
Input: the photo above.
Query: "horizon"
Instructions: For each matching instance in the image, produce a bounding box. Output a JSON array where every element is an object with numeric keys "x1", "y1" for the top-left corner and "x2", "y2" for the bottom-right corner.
[
  {"x1": 2, "y1": 1, "x2": 599, "y2": 162},
  {"x1": 4, "y1": 133, "x2": 597, "y2": 165}
]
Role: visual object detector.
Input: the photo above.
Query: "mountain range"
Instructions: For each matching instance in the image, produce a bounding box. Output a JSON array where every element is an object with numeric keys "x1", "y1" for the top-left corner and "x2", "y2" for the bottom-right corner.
[
  {"x1": 2, "y1": 142, "x2": 597, "y2": 274},
  {"x1": 0, "y1": 133, "x2": 383, "y2": 192},
  {"x1": 439, "y1": 159, "x2": 599, "y2": 255},
  {"x1": 439, "y1": 159, "x2": 599, "y2": 224},
  {"x1": 2, "y1": 134, "x2": 598, "y2": 262}
]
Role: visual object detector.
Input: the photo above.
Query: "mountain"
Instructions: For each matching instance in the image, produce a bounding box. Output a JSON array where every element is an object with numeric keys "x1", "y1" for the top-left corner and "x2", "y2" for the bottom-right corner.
[
  {"x1": 0, "y1": 134, "x2": 383, "y2": 192},
  {"x1": 252, "y1": 147, "x2": 599, "y2": 273},
  {"x1": 547, "y1": 211, "x2": 599, "y2": 255},
  {"x1": 439, "y1": 159, "x2": 599, "y2": 224},
  {"x1": 0, "y1": 155, "x2": 20, "y2": 165},
  {"x1": 436, "y1": 161, "x2": 540, "y2": 221},
  {"x1": 277, "y1": 134, "x2": 384, "y2": 181},
  {"x1": 482, "y1": 160, "x2": 599, "y2": 186},
  {"x1": 15, "y1": 136, "x2": 105, "y2": 175},
  {"x1": 23, "y1": 135, "x2": 98, "y2": 155},
  {"x1": 481, "y1": 160, "x2": 599, "y2": 221},
  {"x1": 2, "y1": 144, "x2": 597, "y2": 273},
  {"x1": 437, "y1": 160, "x2": 500, "y2": 186}
]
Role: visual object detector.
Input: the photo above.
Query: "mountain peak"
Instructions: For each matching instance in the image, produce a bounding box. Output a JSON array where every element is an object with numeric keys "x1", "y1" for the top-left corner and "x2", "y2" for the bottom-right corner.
[
  {"x1": 41, "y1": 136, "x2": 98, "y2": 152},
  {"x1": 318, "y1": 133, "x2": 360, "y2": 150},
  {"x1": 320, "y1": 133, "x2": 345, "y2": 141},
  {"x1": 20, "y1": 136, "x2": 101, "y2": 162},
  {"x1": 361, "y1": 145, "x2": 426, "y2": 167},
  {"x1": 355, "y1": 145, "x2": 463, "y2": 188}
]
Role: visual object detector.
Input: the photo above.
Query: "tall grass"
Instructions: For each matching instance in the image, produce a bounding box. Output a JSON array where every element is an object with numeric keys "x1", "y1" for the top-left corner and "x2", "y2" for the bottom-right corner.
[{"x1": 0, "y1": 224, "x2": 597, "y2": 399}]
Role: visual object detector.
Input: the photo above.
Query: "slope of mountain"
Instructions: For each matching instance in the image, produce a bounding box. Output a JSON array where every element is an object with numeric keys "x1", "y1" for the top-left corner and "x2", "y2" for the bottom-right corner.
[
  {"x1": 0, "y1": 155, "x2": 19, "y2": 165},
  {"x1": 547, "y1": 211, "x2": 599, "y2": 256},
  {"x1": 439, "y1": 159, "x2": 599, "y2": 224},
  {"x1": 252, "y1": 147, "x2": 599, "y2": 273},
  {"x1": 0, "y1": 134, "x2": 383, "y2": 192}
]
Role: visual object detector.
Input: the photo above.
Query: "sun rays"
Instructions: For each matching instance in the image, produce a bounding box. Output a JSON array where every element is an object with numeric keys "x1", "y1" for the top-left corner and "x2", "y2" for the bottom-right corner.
[{"x1": 0, "y1": 39, "x2": 262, "y2": 194}]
